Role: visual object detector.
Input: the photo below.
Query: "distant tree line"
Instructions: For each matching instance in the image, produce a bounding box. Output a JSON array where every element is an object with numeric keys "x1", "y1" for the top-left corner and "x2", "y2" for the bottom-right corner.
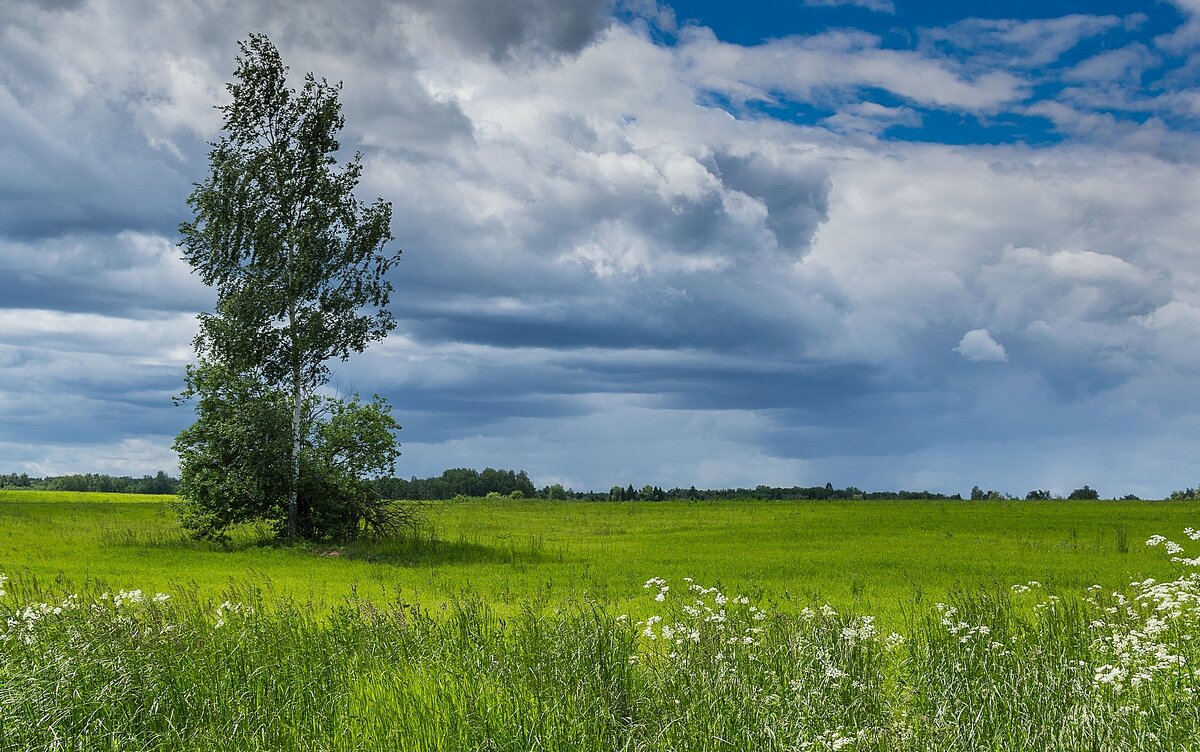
[
  {"x1": 587, "y1": 484, "x2": 962, "y2": 502},
  {"x1": 380, "y1": 474, "x2": 1169, "y2": 502},
  {"x1": 369, "y1": 472, "x2": 962, "y2": 502},
  {"x1": 0, "y1": 471, "x2": 179, "y2": 494},
  {"x1": 1, "y1": 468, "x2": 1174, "y2": 502},
  {"x1": 371, "y1": 468, "x2": 538, "y2": 500},
  {"x1": 987, "y1": 485, "x2": 1139, "y2": 501}
]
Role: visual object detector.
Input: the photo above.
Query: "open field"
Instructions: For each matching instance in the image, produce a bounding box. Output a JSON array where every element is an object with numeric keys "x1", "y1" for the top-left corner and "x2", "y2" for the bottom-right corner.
[
  {"x1": 6, "y1": 491, "x2": 1200, "y2": 750},
  {"x1": 4, "y1": 549, "x2": 1200, "y2": 749},
  {"x1": 1, "y1": 490, "x2": 1197, "y2": 620}
]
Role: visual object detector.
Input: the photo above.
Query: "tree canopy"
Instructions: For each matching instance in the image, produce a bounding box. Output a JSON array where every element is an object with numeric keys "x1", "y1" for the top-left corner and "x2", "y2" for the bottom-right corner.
[{"x1": 175, "y1": 34, "x2": 403, "y2": 541}]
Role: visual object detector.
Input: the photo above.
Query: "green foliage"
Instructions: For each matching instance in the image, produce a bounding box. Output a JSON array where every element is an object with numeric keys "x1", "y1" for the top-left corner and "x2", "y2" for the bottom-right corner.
[
  {"x1": 373, "y1": 468, "x2": 536, "y2": 500},
  {"x1": 0, "y1": 471, "x2": 178, "y2": 493},
  {"x1": 1068, "y1": 485, "x2": 1101, "y2": 500},
  {"x1": 179, "y1": 33, "x2": 397, "y2": 389},
  {"x1": 174, "y1": 363, "x2": 292, "y2": 537},
  {"x1": 176, "y1": 33, "x2": 401, "y2": 540},
  {"x1": 540, "y1": 483, "x2": 568, "y2": 500},
  {"x1": 971, "y1": 485, "x2": 1006, "y2": 500},
  {"x1": 374, "y1": 472, "x2": 966, "y2": 501},
  {"x1": 174, "y1": 363, "x2": 404, "y2": 541}
]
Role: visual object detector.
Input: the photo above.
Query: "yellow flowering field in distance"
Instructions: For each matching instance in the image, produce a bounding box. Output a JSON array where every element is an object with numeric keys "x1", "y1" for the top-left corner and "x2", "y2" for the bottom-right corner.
[{"x1": 0, "y1": 489, "x2": 173, "y2": 504}]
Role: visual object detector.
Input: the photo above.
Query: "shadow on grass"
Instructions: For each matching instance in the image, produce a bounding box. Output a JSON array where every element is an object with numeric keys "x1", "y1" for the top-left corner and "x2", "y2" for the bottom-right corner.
[
  {"x1": 91, "y1": 498, "x2": 567, "y2": 569},
  {"x1": 341, "y1": 529, "x2": 561, "y2": 568}
]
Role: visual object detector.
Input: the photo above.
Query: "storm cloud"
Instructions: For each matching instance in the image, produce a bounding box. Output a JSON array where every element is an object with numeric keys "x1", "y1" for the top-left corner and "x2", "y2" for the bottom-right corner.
[{"x1": 1, "y1": 0, "x2": 1198, "y2": 496}]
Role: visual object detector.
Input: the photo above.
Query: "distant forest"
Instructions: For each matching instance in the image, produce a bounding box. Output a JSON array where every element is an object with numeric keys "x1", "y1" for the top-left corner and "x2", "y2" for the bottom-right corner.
[
  {"x1": 0, "y1": 467, "x2": 962, "y2": 501},
  {"x1": 369, "y1": 468, "x2": 961, "y2": 501},
  {"x1": 0, "y1": 471, "x2": 179, "y2": 494}
]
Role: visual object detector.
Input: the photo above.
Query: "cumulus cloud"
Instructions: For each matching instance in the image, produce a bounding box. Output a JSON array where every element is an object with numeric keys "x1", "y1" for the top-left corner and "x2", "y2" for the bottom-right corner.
[
  {"x1": 1, "y1": 0, "x2": 1199, "y2": 494},
  {"x1": 954, "y1": 329, "x2": 1008, "y2": 363},
  {"x1": 1155, "y1": 0, "x2": 1200, "y2": 53},
  {"x1": 400, "y1": 0, "x2": 614, "y2": 61}
]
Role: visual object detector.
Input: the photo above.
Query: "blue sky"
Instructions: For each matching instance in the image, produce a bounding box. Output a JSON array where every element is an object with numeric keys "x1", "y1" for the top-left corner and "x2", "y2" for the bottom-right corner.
[{"x1": 1, "y1": 0, "x2": 1198, "y2": 496}]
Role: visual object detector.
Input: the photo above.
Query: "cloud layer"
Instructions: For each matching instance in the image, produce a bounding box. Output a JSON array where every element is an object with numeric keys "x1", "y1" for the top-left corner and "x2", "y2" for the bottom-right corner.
[{"x1": 1, "y1": 0, "x2": 1198, "y2": 496}]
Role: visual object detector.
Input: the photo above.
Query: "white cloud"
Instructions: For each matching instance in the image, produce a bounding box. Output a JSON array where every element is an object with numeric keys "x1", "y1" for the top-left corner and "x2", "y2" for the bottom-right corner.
[
  {"x1": 0, "y1": 0, "x2": 1198, "y2": 493},
  {"x1": 920, "y1": 15, "x2": 1125, "y2": 69},
  {"x1": 1156, "y1": 0, "x2": 1200, "y2": 53},
  {"x1": 1064, "y1": 44, "x2": 1158, "y2": 84},
  {"x1": 954, "y1": 329, "x2": 1008, "y2": 363},
  {"x1": 804, "y1": 0, "x2": 895, "y2": 13},
  {"x1": 0, "y1": 437, "x2": 181, "y2": 477},
  {"x1": 676, "y1": 28, "x2": 1026, "y2": 112}
]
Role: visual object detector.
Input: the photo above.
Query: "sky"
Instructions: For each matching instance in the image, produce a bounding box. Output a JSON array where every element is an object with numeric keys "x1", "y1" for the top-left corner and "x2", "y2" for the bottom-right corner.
[{"x1": 1, "y1": 0, "x2": 1198, "y2": 497}]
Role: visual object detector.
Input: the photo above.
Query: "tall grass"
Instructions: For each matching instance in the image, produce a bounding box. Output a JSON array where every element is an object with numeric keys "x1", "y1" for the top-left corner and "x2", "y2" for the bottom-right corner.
[{"x1": 4, "y1": 554, "x2": 1200, "y2": 751}]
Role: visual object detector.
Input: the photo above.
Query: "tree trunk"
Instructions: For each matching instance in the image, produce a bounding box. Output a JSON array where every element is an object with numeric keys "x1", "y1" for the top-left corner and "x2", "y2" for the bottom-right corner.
[
  {"x1": 288, "y1": 375, "x2": 300, "y2": 540},
  {"x1": 286, "y1": 235, "x2": 300, "y2": 542}
]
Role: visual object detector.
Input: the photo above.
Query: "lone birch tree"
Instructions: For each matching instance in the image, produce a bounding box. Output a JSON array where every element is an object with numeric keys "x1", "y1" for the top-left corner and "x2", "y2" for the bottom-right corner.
[{"x1": 176, "y1": 34, "x2": 402, "y2": 541}]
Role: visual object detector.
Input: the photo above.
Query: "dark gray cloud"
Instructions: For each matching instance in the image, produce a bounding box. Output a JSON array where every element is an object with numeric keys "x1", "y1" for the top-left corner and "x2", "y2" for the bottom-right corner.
[
  {"x1": 403, "y1": 0, "x2": 614, "y2": 61},
  {"x1": 0, "y1": 107, "x2": 199, "y2": 241},
  {"x1": 1, "y1": 0, "x2": 1199, "y2": 497},
  {"x1": 0, "y1": 232, "x2": 212, "y2": 316},
  {"x1": 712, "y1": 152, "x2": 831, "y2": 252}
]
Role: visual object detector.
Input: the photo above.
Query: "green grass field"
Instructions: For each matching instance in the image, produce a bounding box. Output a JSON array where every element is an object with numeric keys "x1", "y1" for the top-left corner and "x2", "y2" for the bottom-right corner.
[
  {"x1": 1, "y1": 490, "x2": 1196, "y2": 620},
  {"x1": 5, "y1": 490, "x2": 1200, "y2": 750}
]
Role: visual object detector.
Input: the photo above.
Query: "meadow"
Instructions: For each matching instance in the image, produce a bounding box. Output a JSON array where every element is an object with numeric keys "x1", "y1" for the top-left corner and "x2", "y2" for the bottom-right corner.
[
  {"x1": 1, "y1": 489, "x2": 1195, "y2": 618},
  {"x1": 3, "y1": 490, "x2": 1200, "y2": 749}
]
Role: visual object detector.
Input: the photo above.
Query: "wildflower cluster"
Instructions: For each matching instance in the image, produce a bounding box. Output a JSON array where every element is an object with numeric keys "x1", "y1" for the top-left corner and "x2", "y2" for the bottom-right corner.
[
  {"x1": 797, "y1": 728, "x2": 867, "y2": 751},
  {"x1": 100, "y1": 588, "x2": 171, "y2": 608},
  {"x1": 2, "y1": 594, "x2": 81, "y2": 645},
  {"x1": 787, "y1": 602, "x2": 894, "y2": 703},
  {"x1": 634, "y1": 580, "x2": 897, "y2": 749},
  {"x1": 1084, "y1": 535, "x2": 1200, "y2": 698},
  {"x1": 214, "y1": 599, "x2": 254, "y2": 629},
  {"x1": 0, "y1": 584, "x2": 179, "y2": 655},
  {"x1": 936, "y1": 602, "x2": 1008, "y2": 654},
  {"x1": 1147, "y1": 529, "x2": 1200, "y2": 567},
  {"x1": 637, "y1": 577, "x2": 766, "y2": 663}
]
